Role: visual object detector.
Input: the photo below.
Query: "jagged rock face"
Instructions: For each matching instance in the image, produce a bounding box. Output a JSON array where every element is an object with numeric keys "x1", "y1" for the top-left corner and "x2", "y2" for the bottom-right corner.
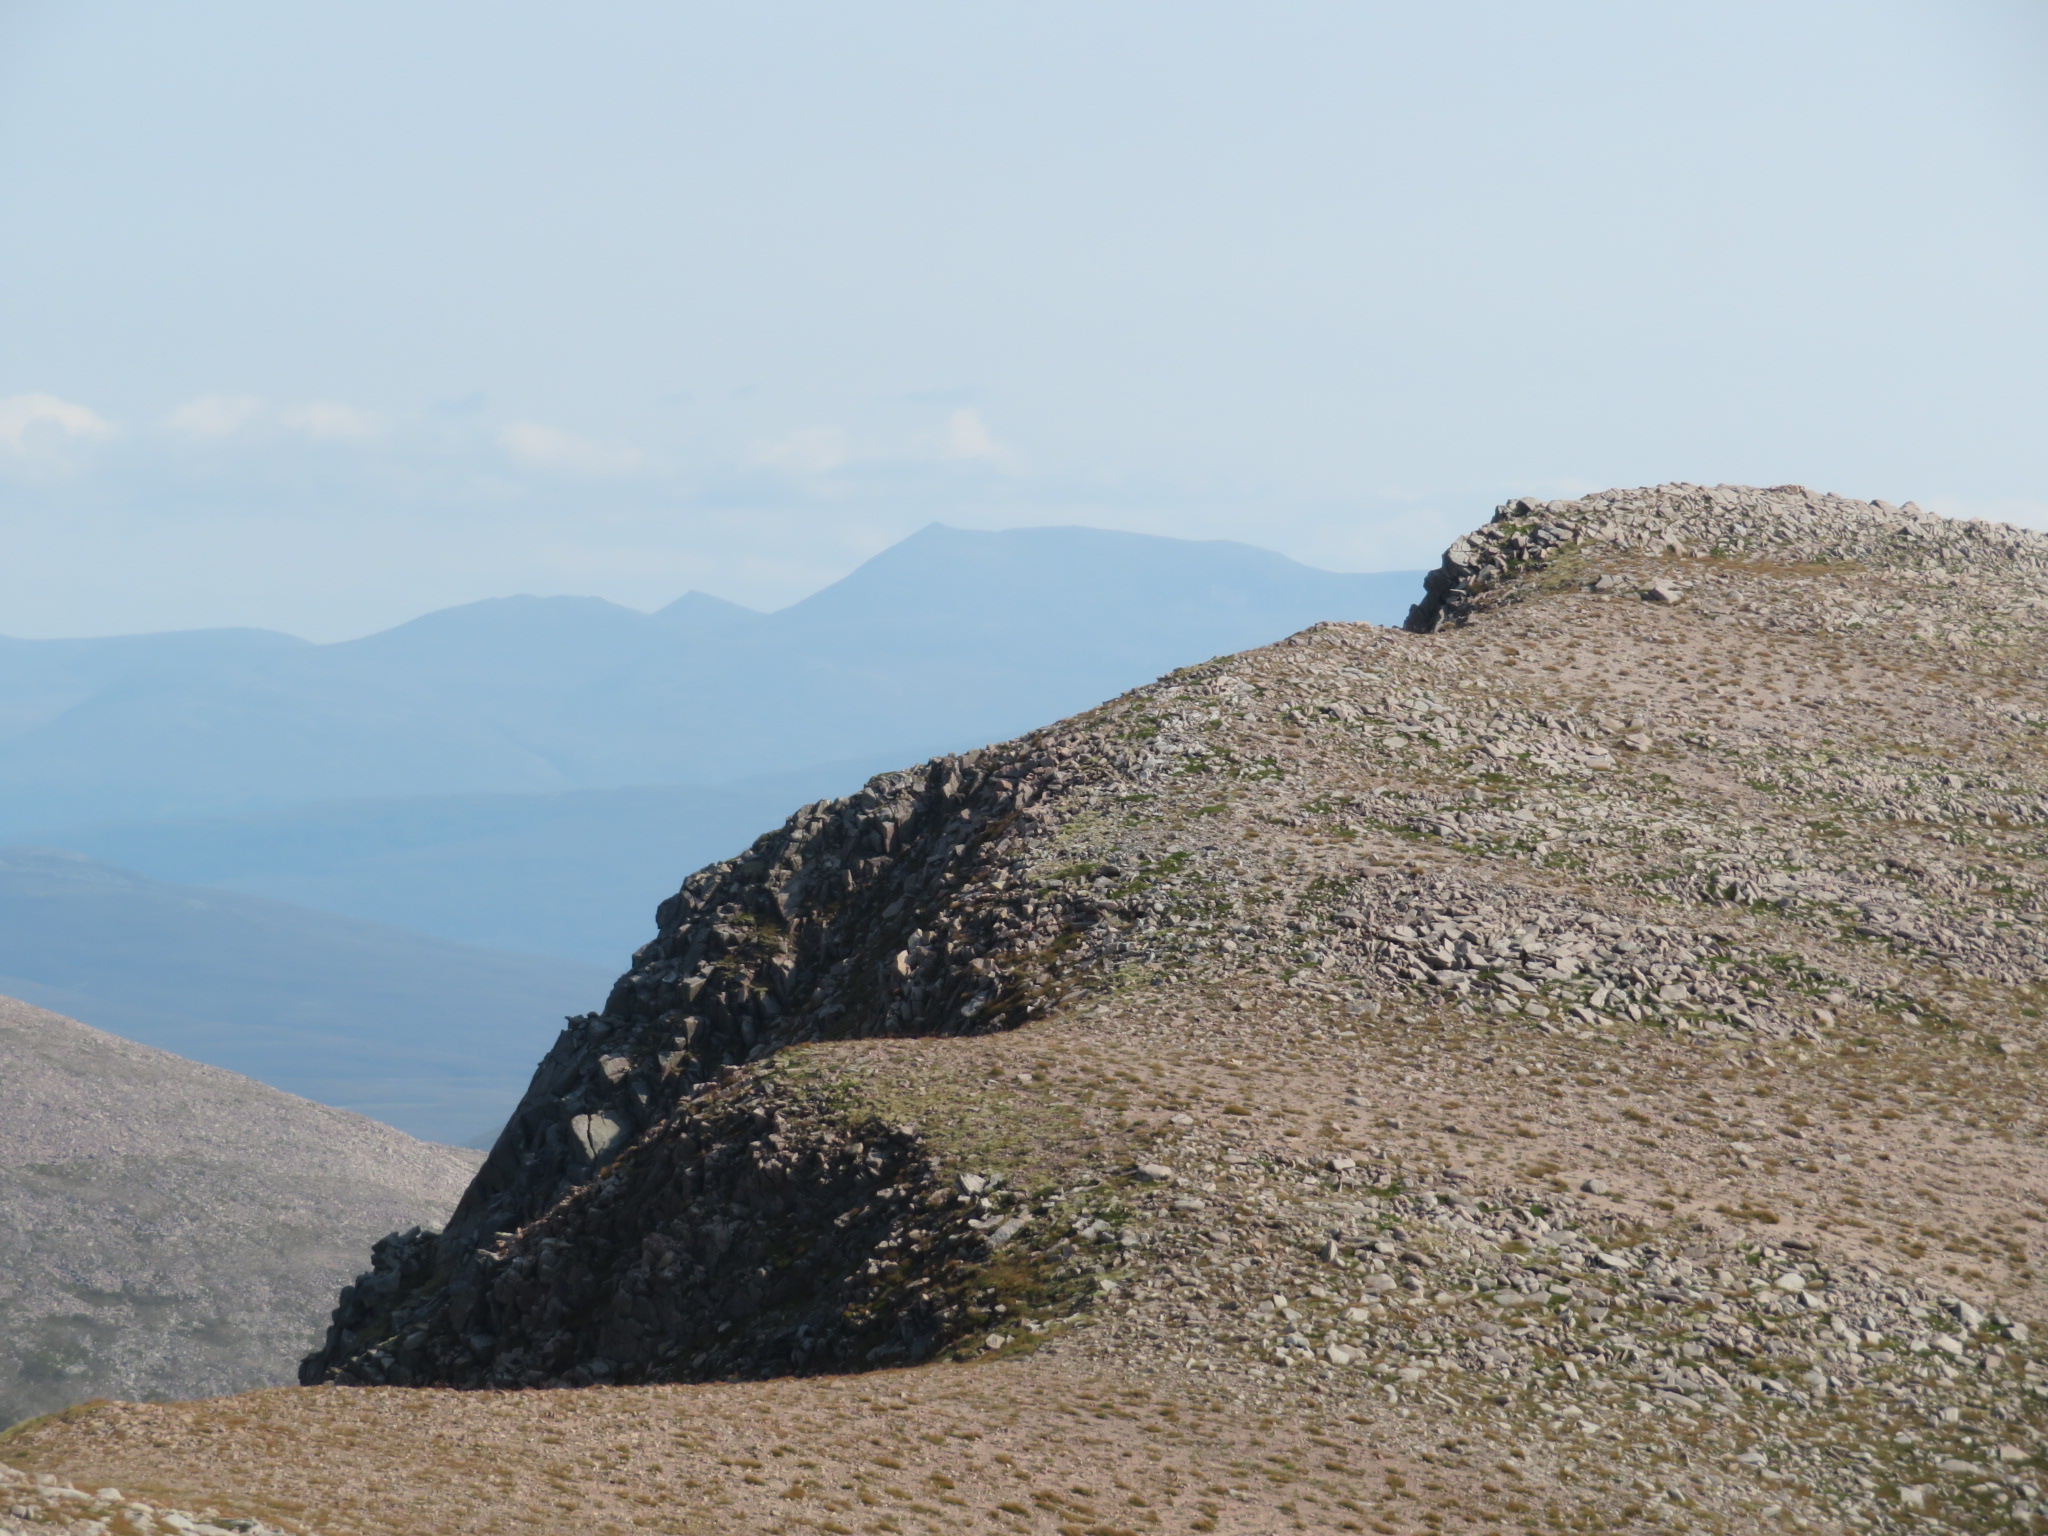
[
  {"x1": 304, "y1": 744, "x2": 1120, "y2": 1385},
  {"x1": 435, "y1": 746, "x2": 1102, "y2": 1259},
  {"x1": 302, "y1": 1078, "x2": 993, "y2": 1388}
]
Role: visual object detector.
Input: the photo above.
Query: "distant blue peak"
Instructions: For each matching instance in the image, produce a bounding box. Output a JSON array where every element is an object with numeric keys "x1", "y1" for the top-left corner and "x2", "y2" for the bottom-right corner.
[{"x1": 653, "y1": 590, "x2": 766, "y2": 622}]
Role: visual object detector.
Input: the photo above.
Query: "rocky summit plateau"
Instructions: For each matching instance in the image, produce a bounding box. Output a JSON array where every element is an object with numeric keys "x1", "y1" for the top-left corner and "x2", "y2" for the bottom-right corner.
[{"x1": 5, "y1": 483, "x2": 2047, "y2": 1536}]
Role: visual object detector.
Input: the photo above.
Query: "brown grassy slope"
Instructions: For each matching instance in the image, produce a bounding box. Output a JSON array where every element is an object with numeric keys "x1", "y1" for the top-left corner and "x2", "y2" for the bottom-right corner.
[{"x1": 6, "y1": 483, "x2": 2048, "y2": 1536}]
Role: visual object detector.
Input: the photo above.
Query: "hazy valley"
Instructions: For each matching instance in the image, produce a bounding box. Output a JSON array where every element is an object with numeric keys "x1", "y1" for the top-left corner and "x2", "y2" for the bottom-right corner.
[{"x1": 0, "y1": 848, "x2": 607, "y2": 1145}]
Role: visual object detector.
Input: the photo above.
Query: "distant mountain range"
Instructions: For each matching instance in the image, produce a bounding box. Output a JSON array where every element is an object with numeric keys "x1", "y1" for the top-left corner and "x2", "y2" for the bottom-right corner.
[
  {"x1": 0, "y1": 524, "x2": 1420, "y2": 832},
  {"x1": 1, "y1": 524, "x2": 1418, "y2": 1135},
  {"x1": 0, "y1": 991, "x2": 477, "y2": 1430},
  {"x1": 12, "y1": 524, "x2": 1418, "y2": 966},
  {"x1": 0, "y1": 848, "x2": 608, "y2": 1144}
]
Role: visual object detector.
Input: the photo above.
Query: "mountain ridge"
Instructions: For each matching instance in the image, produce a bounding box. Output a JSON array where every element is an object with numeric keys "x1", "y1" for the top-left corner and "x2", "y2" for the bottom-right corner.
[{"x1": 22, "y1": 483, "x2": 2048, "y2": 1535}]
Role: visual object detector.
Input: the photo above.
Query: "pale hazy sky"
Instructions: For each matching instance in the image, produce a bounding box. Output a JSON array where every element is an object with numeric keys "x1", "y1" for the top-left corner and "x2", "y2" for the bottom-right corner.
[{"x1": 2, "y1": 0, "x2": 2044, "y2": 639}]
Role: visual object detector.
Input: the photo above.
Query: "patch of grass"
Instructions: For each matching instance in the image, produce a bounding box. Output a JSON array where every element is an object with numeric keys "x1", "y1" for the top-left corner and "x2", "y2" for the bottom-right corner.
[{"x1": 1716, "y1": 1204, "x2": 1780, "y2": 1225}]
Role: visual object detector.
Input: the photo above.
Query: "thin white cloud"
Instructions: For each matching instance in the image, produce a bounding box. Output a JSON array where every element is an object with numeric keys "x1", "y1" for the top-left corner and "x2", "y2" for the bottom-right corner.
[
  {"x1": 497, "y1": 420, "x2": 644, "y2": 475},
  {"x1": 0, "y1": 393, "x2": 116, "y2": 454},
  {"x1": 942, "y1": 408, "x2": 1018, "y2": 470},
  {"x1": 282, "y1": 400, "x2": 386, "y2": 440},
  {"x1": 164, "y1": 395, "x2": 386, "y2": 444},
  {"x1": 165, "y1": 394, "x2": 266, "y2": 439},
  {"x1": 749, "y1": 425, "x2": 852, "y2": 475},
  {"x1": 748, "y1": 413, "x2": 1020, "y2": 478}
]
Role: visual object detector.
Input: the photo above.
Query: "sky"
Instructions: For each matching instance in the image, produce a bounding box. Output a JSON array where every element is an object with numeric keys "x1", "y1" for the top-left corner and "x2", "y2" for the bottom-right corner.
[{"x1": 1, "y1": 0, "x2": 2044, "y2": 641}]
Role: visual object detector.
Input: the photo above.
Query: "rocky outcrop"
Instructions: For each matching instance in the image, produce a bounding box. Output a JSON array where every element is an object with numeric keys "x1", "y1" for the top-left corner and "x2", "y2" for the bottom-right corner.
[
  {"x1": 299, "y1": 1072, "x2": 1036, "y2": 1388},
  {"x1": 1406, "y1": 482, "x2": 2048, "y2": 631},
  {"x1": 435, "y1": 745, "x2": 1110, "y2": 1252},
  {"x1": 303, "y1": 741, "x2": 1120, "y2": 1385}
]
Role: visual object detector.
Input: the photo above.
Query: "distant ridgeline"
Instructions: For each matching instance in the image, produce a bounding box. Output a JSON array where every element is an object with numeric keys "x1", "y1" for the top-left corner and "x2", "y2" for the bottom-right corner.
[
  {"x1": 0, "y1": 525, "x2": 1422, "y2": 833},
  {"x1": 6, "y1": 524, "x2": 1418, "y2": 969}
]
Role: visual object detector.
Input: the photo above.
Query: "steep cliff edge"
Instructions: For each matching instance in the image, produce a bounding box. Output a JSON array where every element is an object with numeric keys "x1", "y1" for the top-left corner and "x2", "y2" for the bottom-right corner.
[{"x1": 437, "y1": 743, "x2": 1099, "y2": 1253}]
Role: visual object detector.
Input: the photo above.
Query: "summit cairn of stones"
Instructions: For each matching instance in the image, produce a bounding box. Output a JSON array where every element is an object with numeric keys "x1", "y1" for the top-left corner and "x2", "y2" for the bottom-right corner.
[{"x1": 14, "y1": 484, "x2": 2045, "y2": 1536}]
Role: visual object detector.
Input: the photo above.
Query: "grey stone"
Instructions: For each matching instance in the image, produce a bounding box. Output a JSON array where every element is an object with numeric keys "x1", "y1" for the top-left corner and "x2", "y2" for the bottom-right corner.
[
  {"x1": 989, "y1": 1215, "x2": 1031, "y2": 1245},
  {"x1": 571, "y1": 1112, "x2": 627, "y2": 1162}
]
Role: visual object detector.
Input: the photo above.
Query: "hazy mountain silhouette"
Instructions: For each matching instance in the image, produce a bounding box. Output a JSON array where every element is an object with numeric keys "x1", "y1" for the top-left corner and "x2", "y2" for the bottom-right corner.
[
  {"x1": 9, "y1": 525, "x2": 1416, "y2": 967},
  {"x1": 0, "y1": 525, "x2": 1421, "y2": 834}
]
